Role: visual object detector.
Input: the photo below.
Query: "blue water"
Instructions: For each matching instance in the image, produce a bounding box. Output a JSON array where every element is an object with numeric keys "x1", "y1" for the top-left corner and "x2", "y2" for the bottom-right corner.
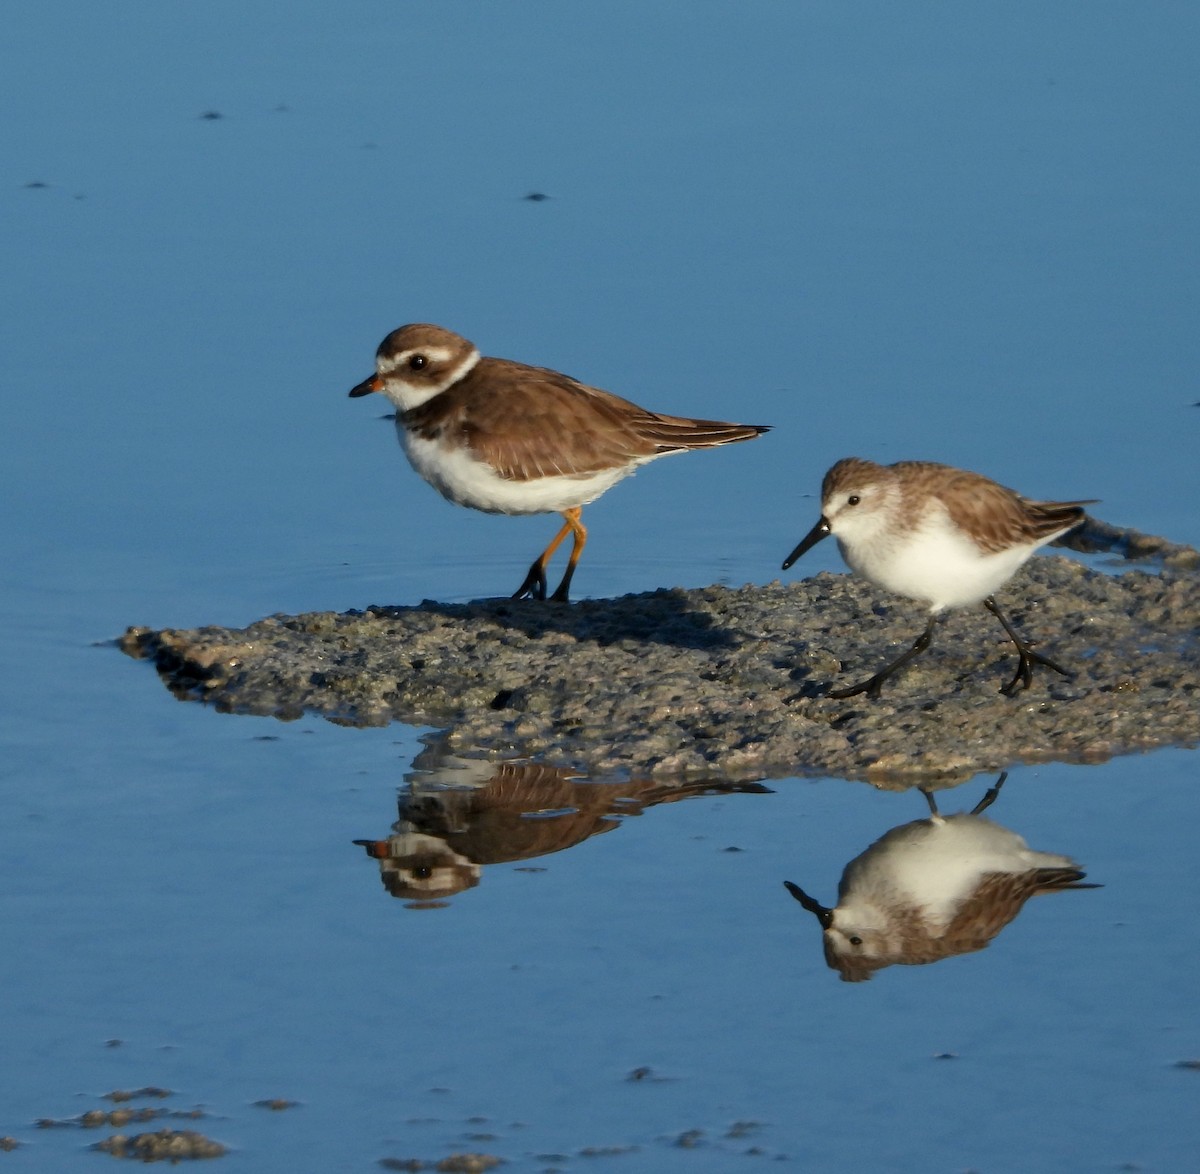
[{"x1": 3, "y1": 2, "x2": 1198, "y2": 1169}]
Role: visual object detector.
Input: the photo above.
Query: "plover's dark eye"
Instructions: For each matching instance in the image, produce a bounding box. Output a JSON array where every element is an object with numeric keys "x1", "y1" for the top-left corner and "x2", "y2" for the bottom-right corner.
[
  {"x1": 849, "y1": 935, "x2": 863, "y2": 946},
  {"x1": 847, "y1": 495, "x2": 861, "y2": 507},
  {"x1": 408, "y1": 354, "x2": 427, "y2": 371}
]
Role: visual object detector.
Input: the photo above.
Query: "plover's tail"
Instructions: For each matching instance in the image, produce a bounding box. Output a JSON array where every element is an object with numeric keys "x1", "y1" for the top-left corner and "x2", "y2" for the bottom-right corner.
[{"x1": 637, "y1": 416, "x2": 771, "y2": 453}]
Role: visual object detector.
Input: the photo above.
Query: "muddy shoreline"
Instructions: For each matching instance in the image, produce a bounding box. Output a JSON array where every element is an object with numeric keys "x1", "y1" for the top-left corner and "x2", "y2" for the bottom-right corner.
[{"x1": 118, "y1": 519, "x2": 1200, "y2": 782}]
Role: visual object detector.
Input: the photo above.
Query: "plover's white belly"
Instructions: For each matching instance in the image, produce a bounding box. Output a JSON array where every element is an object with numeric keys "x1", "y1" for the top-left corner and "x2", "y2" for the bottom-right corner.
[
  {"x1": 401, "y1": 429, "x2": 646, "y2": 515},
  {"x1": 844, "y1": 516, "x2": 1036, "y2": 612}
]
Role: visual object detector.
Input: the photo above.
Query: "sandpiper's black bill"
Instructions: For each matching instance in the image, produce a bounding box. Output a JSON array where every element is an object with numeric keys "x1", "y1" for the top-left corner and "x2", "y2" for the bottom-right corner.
[
  {"x1": 782, "y1": 517, "x2": 831, "y2": 570},
  {"x1": 783, "y1": 880, "x2": 833, "y2": 928},
  {"x1": 348, "y1": 375, "x2": 381, "y2": 398}
]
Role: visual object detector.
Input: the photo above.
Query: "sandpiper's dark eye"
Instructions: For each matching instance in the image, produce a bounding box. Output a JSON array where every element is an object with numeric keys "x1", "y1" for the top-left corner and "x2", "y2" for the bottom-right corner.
[
  {"x1": 849, "y1": 935, "x2": 863, "y2": 946},
  {"x1": 847, "y1": 495, "x2": 861, "y2": 507},
  {"x1": 408, "y1": 354, "x2": 427, "y2": 371}
]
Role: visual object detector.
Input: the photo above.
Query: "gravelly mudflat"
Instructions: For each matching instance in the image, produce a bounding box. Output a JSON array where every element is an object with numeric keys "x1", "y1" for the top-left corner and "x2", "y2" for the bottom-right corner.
[{"x1": 119, "y1": 520, "x2": 1200, "y2": 782}]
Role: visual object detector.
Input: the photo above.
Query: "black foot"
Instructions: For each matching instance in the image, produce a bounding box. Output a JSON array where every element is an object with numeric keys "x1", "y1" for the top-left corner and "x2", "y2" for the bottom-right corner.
[
  {"x1": 547, "y1": 564, "x2": 577, "y2": 603},
  {"x1": 983, "y1": 596, "x2": 1073, "y2": 696},
  {"x1": 999, "y1": 647, "x2": 1073, "y2": 697},
  {"x1": 511, "y1": 562, "x2": 547, "y2": 601},
  {"x1": 826, "y1": 616, "x2": 939, "y2": 700},
  {"x1": 970, "y1": 772, "x2": 1008, "y2": 814},
  {"x1": 828, "y1": 674, "x2": 887, "y2": 700}
]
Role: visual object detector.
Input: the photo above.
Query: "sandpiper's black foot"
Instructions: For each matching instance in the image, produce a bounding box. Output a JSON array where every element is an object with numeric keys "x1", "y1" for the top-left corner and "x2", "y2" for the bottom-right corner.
[
  {"x1": 983, "y1": 596, "x2": 1072, "y2": 697},
  {"x1": 970, "y1": 772, "x2": 1008, "y2": 815},
  {"x1": 826, "y1": 616, "x2": 938, "y2": 701},
  {"x1": 999, "y1": 646, "x2": 1073, "y2": 697},
  {"x1": 512, "y1": 562, "x2": 548, "y2": 601},
  {"x1": 828, "y1": 674, "x2": 887, "y2": 700}
]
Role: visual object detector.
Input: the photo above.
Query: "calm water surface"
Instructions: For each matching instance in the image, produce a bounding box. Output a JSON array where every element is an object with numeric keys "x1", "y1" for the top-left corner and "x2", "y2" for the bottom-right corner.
[{"x1": 3, "y1": 3, "x2": 1198, "y2": 1170}]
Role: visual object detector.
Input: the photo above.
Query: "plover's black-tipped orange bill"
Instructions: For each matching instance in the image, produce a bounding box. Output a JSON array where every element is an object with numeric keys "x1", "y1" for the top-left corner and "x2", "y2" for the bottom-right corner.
[
  {"x1": 348, "y1": 375, "x2": 382, "y2": 398},
  {"x1": 782, "y1": 517, "x2": 831, "y2": 570},
  {"x1": 352, "y1": 839, "x2": 389, "y2": 858}
]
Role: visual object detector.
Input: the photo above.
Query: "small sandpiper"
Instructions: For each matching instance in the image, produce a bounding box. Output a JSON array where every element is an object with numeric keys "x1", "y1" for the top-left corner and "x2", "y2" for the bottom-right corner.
[
  {"x1": 782, "y1": 457, "x2": 1095, "y2": 697},
  {"x1": 784, "y1": 774, "x2": 1099, "y2": 982}
]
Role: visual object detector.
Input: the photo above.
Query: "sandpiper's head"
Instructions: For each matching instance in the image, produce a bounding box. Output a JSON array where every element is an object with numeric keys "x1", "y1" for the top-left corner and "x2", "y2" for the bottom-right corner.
[
  {"x1": 818, "y1": 458, "x2": 897, "y2": 541},
  {"x1": 782, "y1": 457, "x2": 895, "y2": 570},
  {"x1": 348, "y1": 323, "x2": 481, "y2": 411},
  {"x1": 784, "y1": 880, "x2": 887, "y2": 982},
  {"x1": 822, "y1": 921, "x2": 901, "y2": 982}
]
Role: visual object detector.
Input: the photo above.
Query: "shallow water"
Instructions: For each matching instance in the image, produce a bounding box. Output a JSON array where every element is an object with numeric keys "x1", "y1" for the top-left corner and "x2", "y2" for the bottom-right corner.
[{"x1": 3, "y1": 2, "x2": 1199, "y2": 1170}]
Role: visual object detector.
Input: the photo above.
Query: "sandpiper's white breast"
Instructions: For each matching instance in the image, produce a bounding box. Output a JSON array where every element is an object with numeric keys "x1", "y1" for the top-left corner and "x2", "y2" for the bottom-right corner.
[
  {"x1": 841, "y1": 814, "x2": 1075, "y2": 928},
  {"x1": 842, "y1": 500, "x2": 1038, "y2": 611},
  {"x1": 399, "y1": 424, "x2": 647, "y2": 515}
]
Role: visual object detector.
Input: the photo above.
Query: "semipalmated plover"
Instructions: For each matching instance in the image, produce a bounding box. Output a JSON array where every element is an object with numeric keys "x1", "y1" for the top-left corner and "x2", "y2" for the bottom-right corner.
[
  {"x1": 785, "y1": 774, "x2": 1099, "y2": 982},
  {"x1": 352, "y1": 756, "x2": 772, "y2": 903},
  {"x1": 782, "y1": 458, "x2": 1095, "y2": 697},
  {"x1": 350, "y1": 323, "x2": 769, "y2": 601}
]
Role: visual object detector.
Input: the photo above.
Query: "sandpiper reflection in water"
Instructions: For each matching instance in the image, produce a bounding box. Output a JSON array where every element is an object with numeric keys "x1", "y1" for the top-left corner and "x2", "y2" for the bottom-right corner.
[
  {"x1": 354, "y1": 748, "x2": 770, "y2": 905},
  {"x1": 784, "y1": 774, "x2": 1099, "y2": 982}
]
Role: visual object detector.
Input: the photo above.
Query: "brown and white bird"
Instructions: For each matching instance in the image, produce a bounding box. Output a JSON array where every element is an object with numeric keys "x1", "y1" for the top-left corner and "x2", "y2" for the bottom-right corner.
[
  {"x1": 349, "y1": 323, "x2": 769, "y2": 601},
  {"x1": 352, "y1": 754, "x2": 773, "y2": 903},
  {"x1": 784, "y1": 774, "x2": 1099, "y2": 982},
  {"x1": 782, "y1": 457, "x2": 1095, "y2": 697}
]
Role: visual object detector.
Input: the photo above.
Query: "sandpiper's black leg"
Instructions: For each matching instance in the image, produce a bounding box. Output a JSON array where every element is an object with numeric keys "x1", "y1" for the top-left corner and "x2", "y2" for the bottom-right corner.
[
  {"x1": 983, "y1": 597, "x2": 1072, "y2": 696},
  {"x1": 970, "y1": 771, "x2": 1008, "y2": 815},
  {"x1": 829, "y1": 614, "x2": 939, "y2": 700}
]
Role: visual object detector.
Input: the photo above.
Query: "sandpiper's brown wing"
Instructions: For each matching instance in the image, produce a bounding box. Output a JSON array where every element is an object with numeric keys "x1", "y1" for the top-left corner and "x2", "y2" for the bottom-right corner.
[
  {"x1": 827, "y1": 865, "x2": 1095, "y2": 981},
  {"x1": 404, "y1": 358, "x2": 768, "y2": 483},
  {"x1": 933, "y1": 866, "x2": 1094, "y2": 955},
  {"x1": 894, "y1": 461, "x2": 1096, "y2": 555}
]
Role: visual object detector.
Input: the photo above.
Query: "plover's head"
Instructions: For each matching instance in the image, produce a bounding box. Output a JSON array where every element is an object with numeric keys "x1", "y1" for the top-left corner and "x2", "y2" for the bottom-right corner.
[
  {"x1": 348, "y1": 323, "x2": 481, "y2": 411},
  {"x1": 353, "y1": 830, "x2": 481, "y2": 901}
]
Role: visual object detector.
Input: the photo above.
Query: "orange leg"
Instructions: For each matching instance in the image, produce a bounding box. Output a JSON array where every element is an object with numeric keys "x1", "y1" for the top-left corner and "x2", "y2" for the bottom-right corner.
[
  {"x1": 511, "y1": 507, "x2": 587, "y2": 602},
  {"x1": 549, "y1": 507, "x2": 587, "y2": 602}
]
